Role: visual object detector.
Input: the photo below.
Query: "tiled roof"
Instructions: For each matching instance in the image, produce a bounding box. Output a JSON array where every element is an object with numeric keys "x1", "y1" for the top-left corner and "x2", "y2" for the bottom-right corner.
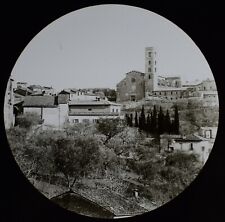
[
  {"x1": 23, "y1": 96, "x2": 56, "y2": 107},
  {"x1": 126, "y1": 70, "x2": 145, "y2": 76},
  {"x1": 175, "y1": 135, "x2": 202, "y2": 142},
  {"x1": 58, "y1": 89, "x2": 71, "y2": 94},
  {"x1": 58, "y1": 96, "x2": 69, "y2": 104},
  {"x1": 69, "y1": 112, "x2": 120, "y2": 116}
]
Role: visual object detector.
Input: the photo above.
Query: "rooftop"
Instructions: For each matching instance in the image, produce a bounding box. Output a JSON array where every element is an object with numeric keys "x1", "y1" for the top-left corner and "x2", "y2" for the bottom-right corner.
[
  {"x1": 23, "y1": 95, "x2": 57, "y2": 107},
  {"x1": 69, "y1": 100, "x2": 121, "y2": 106},
  {"x1": 126, "y1": 70, "x2": 145, "y2": 76},
  {"x1": 175, "y1": 134, "x2": 202, "y2": 142},
  {"x1": 69, "y1": 112, "x2": 120, "y2": 116}
]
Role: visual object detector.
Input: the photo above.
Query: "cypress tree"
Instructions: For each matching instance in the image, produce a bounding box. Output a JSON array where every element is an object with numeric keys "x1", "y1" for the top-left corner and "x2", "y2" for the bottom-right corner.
[
  {"x1": 129, "y1": 113, "x2": 133, "y2": 127},
  {"x1": 151, "y1": 105, "x2": 157, "y2": 134},
  {"x1": 125, "y1": 113, "x2": 129, "y2": 126},
  {"x1": 164, "y1": 109, "x2": 171, "y2": 134},
  {"x1": 139, "y1": 105, "x2": 146, "y2": 131},
  {"x1": 158, "y1": 106, "x2": 165, "y2": 135},
  {"x1": 146, "y1": 113, "x2": 151, "y2": 134},
  {"x1": 134, "y1": 111, "x2": 139, "y2": 127},
  {"x1": 174, "y1": 105, "x2": 180, "y2": 134}
]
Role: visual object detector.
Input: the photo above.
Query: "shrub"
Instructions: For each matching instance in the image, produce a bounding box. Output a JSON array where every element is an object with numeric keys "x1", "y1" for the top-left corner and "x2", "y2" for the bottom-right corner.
[{"x1": 16, "y1": 112, "x2": 42, "y2": 129}]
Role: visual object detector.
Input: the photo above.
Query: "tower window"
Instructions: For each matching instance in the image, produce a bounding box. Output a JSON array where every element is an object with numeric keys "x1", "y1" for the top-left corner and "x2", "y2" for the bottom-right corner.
[
  {"x1": 148, "y1": 52, "x2": 152, "y2": 57},
  {"x1": 155, "y1": 67, "x2": 156, "y2": 72},
  {"x1": 148, "y1": 67, "x2": 151, "y2": 72},
  {"x1": 148, "y1": 60, "x2": 151, "y2": 65},
  {"x1": 155, "y1": 60, "x2": 156, "y2": 65},
  {"x1": 149, "y1": 75, "x2": 151, "y2": 79}
]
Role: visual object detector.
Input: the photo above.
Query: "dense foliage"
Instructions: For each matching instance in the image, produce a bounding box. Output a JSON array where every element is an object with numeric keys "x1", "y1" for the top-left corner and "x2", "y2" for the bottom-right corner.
[
  {"x1": 125, "y1": 105, "x2": 180, "y2": 135},
  {"x1": 7, "y1": 114, "x2": 202, "y2": 208}
]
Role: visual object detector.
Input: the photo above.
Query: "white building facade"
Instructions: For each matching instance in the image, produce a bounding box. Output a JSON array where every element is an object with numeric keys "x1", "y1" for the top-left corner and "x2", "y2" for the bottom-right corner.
[{"x1": 68, "y1": 100, "x2": 122, "y2": 124}]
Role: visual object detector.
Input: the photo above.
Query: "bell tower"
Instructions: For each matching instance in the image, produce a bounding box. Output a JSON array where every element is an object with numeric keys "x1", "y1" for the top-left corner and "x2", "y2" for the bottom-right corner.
[{"x1": 145, "y1": 47, "x2": 157, "y2": 97}]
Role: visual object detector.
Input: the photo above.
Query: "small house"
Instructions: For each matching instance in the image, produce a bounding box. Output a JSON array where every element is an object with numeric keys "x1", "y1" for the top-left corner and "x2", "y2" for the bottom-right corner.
[
  {"x1": 22, "y1": 95, "x2": 68, "y2": 129},
  {"x1": 68, "y1": 100, "x2": 122, "y2": 124},
  {"x1": 166, "y1": 134, "x2": 213, "y2": 163}
]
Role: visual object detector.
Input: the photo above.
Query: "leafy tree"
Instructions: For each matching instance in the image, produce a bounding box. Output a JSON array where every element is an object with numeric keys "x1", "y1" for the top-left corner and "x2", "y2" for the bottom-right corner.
[
  {"x1": 52, "y1": 136, "x2": 100, "y2": 190},
  {"x1": 165, "y1": 152, "x2": 199, "y2": 169},
  {"x1": 96, "y1": 118, "x2": 125, "y2": 145},
  {"x1": 64, "y1": 122, "x2": 97, "y2": 137}
]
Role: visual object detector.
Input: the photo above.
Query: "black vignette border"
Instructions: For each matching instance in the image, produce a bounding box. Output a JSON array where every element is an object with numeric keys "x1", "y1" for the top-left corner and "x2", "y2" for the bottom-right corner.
[{"x1": 1, "y1": 2, "x2": 225, "y2": 222}]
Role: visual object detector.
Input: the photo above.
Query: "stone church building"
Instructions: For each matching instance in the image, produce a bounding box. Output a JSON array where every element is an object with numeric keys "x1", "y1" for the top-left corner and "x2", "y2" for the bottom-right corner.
[{"x1": 116, "y1": 47, "x2": 190, "y2": 102}]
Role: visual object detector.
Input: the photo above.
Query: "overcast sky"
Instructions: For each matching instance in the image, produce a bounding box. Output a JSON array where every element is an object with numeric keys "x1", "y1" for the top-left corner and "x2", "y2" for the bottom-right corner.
[{"x1": 11, "y1": 4, "x2": 213, "y2": 91}]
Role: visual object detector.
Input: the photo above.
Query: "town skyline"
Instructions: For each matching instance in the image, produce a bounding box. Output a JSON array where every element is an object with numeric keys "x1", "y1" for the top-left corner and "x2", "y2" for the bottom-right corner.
[{"x1": 10, "y1": 5, "x2": 214, "y2": 91}]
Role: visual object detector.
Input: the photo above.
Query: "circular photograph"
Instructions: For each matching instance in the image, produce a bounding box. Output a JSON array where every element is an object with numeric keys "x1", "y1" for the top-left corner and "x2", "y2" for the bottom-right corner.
[{"x1": 4, "y1": 4, "x2": 219, "y2": 219}]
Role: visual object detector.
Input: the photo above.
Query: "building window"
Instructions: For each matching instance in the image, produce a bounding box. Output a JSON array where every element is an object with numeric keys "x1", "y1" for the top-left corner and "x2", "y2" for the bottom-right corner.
[
  {"x1": 149, "y1": 74, "x2": 151, "y2": 79},
  {"x1": 202, "y1": 146, "x2": 205, "y2": 151},
  {"x1": 154, "y1": 92, "x2": 156, "y2": 95},
  {"x1": 148, "y1": 67, "x2": 151, "y2": 72},
  {"x1": 171, "y1": 92, "x2": 173, "y2": 95},
  {"x1": 190, "y1": 143, "x2": 193, "y2": 150},
  {"x1": 148, "y1": 52, "x2": 152, "y2": 57},
  {"x1": 131, "y1": 96, "x2": 136, "y2": 101},
  {"x1": 131, "y1": 78, "x2": 136, "y2": 83},
  {"x1": 88, "y1": 108, "x2": 92, "y2": 111},
  {"x1": 155, "y1": 67, "x2": 156, "y2": 72},
  {"x1": 148, "y1": 60, "x2": 151, "y2": 65},
  {"x1": 112, "y1": 108, "x2": 114, "y2": 112},
  {"x1": 116, "y1": 109, "x2": 118, "y2": 113},
  {"x1": 155, "y1": 60, "x2": 156, "y2": 65},
  {"x1": 159, "y1": 92, "x2": 161, "y2": 95},
  {"x1": 73, "y1": 119, "x2": 79, "y2": 123}
]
